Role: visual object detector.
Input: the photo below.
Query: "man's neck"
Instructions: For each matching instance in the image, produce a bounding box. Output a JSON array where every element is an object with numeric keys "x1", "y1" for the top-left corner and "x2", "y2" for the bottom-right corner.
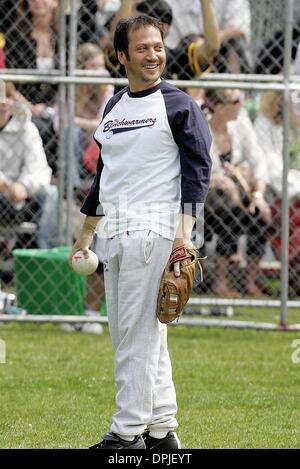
[{"x1": 128, "y1": 78, "x2": 161, "y2": 93}]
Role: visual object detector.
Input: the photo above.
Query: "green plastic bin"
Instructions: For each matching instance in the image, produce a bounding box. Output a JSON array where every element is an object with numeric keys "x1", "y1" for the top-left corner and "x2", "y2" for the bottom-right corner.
[
  {"x1": 100, "y1": 299, "x2": 107, "y2": 316},
  {"x1": 12, "y1": 247, "x2": 87, "y2": 315}
]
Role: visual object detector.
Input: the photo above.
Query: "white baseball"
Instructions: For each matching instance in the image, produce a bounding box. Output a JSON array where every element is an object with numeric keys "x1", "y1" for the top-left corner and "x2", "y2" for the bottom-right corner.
[{"x1": 71, "y1": 249, "x2": 99, "y2": 275}]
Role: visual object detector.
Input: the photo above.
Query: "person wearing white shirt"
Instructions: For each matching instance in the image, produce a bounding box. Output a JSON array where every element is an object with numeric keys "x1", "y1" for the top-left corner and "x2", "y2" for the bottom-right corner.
[
  {"x1": 254, "y1": 91, "x2": 300, "y2": 201},
  {"x1": 0, "y1": 82, "x2": 58, "y2": 250},
  {"x1": 254, "y1": 90, "x2": 300, "y2": 297},
  {"x1": 204, "y1": 88, "x2": 271, "y2": 296}
]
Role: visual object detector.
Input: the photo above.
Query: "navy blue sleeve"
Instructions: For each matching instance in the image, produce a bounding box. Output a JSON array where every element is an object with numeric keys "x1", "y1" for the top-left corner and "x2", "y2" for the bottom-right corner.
[
  {"x1": 80, "y1": 149, "x2": 104, "y2": 216},
  {"x1": 80, "y1": 88, "x2": 128, "y2": 216},
  {"x1": 162, "y1": 82, "x2": 212, "y2": 217}
]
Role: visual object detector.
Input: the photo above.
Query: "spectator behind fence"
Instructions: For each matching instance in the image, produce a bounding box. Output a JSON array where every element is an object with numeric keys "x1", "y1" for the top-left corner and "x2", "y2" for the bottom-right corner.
[
  {"x1": 0, "y1": 82, "x2": 58, "y2": 250},
  {"x1": 254, "y1": 91, "x2": 300, "y2": 297},
  {"x1": 75, "y1": 43, "x2": 114, "y2": 179},
  {"x1": 5, "y1": 0, "x2": 58, "y2": 113},
  {"x1": 105, "y1": 0, "x2": 219, "y2": 79},
  {"x1": 254, "y1": 91, "x2": 300, "y2": 201},
  {"x1": 51, "y1": 43, "x2": 114, "y2": 189},
  {"x1": 204, "y1": 88, "x2": 271, "y2": 296},
  {"x1": 164, "y1": 0, "x2": 251, "y2": 74},
  {"x1": 4, "y1": 0, "x2": 59, "y2": 172}
]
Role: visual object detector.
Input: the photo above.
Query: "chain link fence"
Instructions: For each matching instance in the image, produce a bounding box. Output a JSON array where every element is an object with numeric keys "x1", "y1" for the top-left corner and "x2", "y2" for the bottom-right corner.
[{"x1": 0, "y1": 0, "x2": 300, "y2": 328}]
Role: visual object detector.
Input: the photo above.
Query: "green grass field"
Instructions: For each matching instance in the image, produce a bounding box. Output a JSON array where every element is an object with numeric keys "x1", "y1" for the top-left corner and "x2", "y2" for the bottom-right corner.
[{"x1": 1, "y1": 322, "x2": 300, "y2": 449}]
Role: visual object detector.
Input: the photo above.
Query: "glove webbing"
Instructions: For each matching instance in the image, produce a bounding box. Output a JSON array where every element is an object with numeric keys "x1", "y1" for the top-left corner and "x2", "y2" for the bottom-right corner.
[{"x1": 169, "y1": 245, "x2": 205, "y2": 281}]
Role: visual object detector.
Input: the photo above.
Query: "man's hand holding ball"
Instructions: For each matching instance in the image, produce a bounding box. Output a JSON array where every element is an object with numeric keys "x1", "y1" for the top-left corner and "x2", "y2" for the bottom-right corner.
[
  {"x1": 69, "y1": 215, "x2": 101, "y2": 275},
  {"x1": 71, "y1": 249, "x2": 99, "y2": 275}
]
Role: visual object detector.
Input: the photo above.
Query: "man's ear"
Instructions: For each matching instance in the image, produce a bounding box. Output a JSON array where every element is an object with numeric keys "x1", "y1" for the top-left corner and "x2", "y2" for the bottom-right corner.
[{"x1": 117, "y1": 51, "x2": 126, "y2": 66}]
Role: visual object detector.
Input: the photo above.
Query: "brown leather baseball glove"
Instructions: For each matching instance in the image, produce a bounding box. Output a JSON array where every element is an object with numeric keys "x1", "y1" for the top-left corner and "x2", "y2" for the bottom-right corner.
[{"x1": 156, "y1": 246, "x2": 204, "y2": 324}]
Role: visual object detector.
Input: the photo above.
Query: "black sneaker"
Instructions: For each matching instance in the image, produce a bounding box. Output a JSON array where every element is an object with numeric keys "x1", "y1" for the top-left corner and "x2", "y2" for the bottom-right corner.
[
  {"x1": 143, "y1": 431, "x2": 181, "y2": 449},
  {"x1": 89, "y1": 432, "x2": 146, "y2": 449}
]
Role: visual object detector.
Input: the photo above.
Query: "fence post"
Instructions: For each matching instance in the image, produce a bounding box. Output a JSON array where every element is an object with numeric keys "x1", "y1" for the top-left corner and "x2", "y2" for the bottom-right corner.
[
  {"x1": 58, "y1": 0, "x2": 67, "y2": 245},
  {"x1": 66, "y1": 0, "x2": 79, "y2": 245},
  {"x1": 280, "y1": 0, "x2": 294, "y2": 327}
]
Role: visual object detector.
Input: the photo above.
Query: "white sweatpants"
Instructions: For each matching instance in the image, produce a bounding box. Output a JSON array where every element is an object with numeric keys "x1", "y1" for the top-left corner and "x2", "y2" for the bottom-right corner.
[{"x1": 97, "y1": 230, "x2": 178, "y2": 436}]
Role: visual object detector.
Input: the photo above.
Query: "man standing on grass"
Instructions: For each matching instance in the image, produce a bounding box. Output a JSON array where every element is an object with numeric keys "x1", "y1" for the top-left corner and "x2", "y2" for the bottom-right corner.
[{"x1": 70, "y1": 15, "x2": 212, "y2": 449}]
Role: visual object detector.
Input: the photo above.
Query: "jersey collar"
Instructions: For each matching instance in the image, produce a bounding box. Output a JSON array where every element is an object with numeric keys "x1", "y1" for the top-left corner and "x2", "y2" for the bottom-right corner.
[{"x1": 127, "y1": 80, "x2": 163, "y2": 98}]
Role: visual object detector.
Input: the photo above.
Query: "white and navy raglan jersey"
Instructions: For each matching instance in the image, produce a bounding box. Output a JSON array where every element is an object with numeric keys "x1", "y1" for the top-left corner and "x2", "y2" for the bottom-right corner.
[{"x1": 81, "y1": 80, "x2": 212, "y2": 240}]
